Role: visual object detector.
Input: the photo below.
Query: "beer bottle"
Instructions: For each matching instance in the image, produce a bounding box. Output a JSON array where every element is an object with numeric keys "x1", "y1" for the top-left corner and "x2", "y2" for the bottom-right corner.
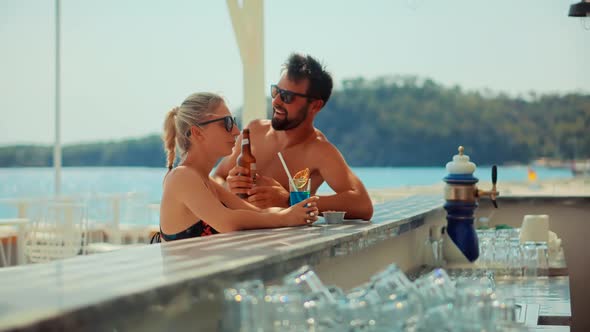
[{"x1": 236, "y1": 128, "x2": 257, "y2": 199}]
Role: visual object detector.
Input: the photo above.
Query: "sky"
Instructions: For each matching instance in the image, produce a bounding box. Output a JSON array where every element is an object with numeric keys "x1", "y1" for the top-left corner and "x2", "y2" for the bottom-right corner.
[{"x1": 0, "y1": 0, "x2": 588, "y2": 146}]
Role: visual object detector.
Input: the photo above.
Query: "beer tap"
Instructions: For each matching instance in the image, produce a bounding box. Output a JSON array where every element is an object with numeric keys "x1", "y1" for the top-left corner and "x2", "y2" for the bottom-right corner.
[
  {"x1": 477, "y1": 165, "x2": 499, "y2": 208},
  {"x1": 442, "y1": 146, "x2": 500, "y2": 262}
]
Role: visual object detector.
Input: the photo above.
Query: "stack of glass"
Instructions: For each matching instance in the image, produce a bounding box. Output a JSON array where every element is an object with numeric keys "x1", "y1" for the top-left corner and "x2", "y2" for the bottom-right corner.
[
  {"x1": 476, "y1": 228, "x2": 549, "y2": 277},
  {"x1": 221, "y1": 264, "x2": 525, "y2": 331}
]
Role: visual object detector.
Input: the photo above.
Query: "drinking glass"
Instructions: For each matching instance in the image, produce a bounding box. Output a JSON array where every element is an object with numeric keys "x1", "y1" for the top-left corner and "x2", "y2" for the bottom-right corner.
[
  {"x1": 221, "y1": 279, "x2": 265, "y2": 332},
  {"x1": 495, "y1": 298, "x2": 518, "y2": 323},
  {"x1": 326, "y1": 285, "x2": 346, "y2": 302},
  {"x1": 508, "y1": 228, "x2": 521, "y2": 243},
  {"x1": 304, "y1": 291, "x2": 347, "y2": 331},
  {"x1": 452, "y1": 269, "x2": 495, "y2": 291},
  {"x1": 494, "y1": 236, "x2": 510, "y2": 276},
  {"x1": 414, "y1": 268, "x2": 455, "y2": 308},
  {"x1": 377, "y1": 291, "x2": 423, "y2": 331},
  {"x1": 342, "y1": 286, "x2": 380, "y2": 331},
  {"x1": 416, "y1": 304, "x2": 455, "y2": 332},
  {"x1": 282, "y1": 265, "x2": 335, "y2": 303},
  {"x1": 289, "y1": 178, "x2": 311, "y2": 206},
  {"x1": 507, "y1": 242, "x2": 523, "y2": 277},
  {"x1": 476, "y1": 229, "x2": 495, "y2": 268},
  {"x1": 452, "y1": 285, "x2": 497, "y2": 331},
  {"x1": 522, "y1": 241, "x2": 538, "y2": 277},
  {"x1": 370, "y1": 264, "x2": 416, "y2": 300},
  {"x1": 535, "y1": 242, "x2": 549, "y2": 276},
  {"x1": 264, "y1": 285, "x2": 307, "y2": 331}
]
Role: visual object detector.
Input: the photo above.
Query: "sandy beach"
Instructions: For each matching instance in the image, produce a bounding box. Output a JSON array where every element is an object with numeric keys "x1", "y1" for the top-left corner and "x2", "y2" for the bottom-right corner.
[{"x1": 368, "y1": 176, "x2": 590, "y2": 204}]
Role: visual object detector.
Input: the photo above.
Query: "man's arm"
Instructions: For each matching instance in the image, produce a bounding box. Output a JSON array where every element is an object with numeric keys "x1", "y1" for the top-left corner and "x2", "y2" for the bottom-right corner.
[
  {"x1": 211, "y1": 178, "x2": 293, "y2": 214},
  {"x1": 314, "y1": 143, "x2": 373, "y2": 220}
]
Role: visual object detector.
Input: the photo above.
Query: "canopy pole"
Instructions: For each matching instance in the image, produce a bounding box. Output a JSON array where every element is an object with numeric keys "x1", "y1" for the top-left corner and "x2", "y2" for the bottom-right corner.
[
  {"x1": 226, "y1": 0, "x2": 266, "y2": 127},
  {"x1": 54, "y1": 0, "x2": 62, "y2": 196}
]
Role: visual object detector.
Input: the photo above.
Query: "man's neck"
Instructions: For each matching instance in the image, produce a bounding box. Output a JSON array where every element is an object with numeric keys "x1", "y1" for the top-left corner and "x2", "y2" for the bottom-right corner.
[{"x1": 273, "y1": 123, "x2": 316, "y2": 149}]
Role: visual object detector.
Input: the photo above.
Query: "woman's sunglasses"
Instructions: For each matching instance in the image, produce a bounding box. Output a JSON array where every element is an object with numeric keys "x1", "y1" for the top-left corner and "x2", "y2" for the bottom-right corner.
[
  {"x1": 187, "y1": 116, "x2": 237, "y2": 136},
  {"x1": 271, "y1": 84, "x2": 317, "y2": 104}
]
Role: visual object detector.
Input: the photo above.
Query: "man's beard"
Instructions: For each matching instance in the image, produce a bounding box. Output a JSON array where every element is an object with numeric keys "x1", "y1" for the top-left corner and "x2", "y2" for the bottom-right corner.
[{"x1": 271, "y1": 103, "x2": 309, "y2": 130}]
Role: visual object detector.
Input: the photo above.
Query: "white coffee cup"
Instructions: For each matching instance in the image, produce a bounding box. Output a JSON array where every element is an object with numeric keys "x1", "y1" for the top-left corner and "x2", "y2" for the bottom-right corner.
[{"x1": 520, "y1": 214, "x2": 549, "y2": 243}]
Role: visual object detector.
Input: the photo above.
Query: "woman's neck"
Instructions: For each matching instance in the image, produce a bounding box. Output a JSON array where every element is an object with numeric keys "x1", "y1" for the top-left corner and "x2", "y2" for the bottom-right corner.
[{"x1": 180, "y1": 152, "x2": 215, "y2": 179}]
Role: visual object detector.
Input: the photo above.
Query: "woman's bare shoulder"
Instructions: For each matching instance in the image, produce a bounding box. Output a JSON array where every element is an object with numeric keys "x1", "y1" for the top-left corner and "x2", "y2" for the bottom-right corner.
[{"x1": 164, "y1": 166, "x2": 201, "y2": 188}]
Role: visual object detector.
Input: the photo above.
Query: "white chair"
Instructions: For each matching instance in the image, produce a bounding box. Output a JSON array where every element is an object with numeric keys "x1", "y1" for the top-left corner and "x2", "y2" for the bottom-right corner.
[
  {"x1": 25, "y1": 202, "x2": 88, "y2": 264},
  {"x1": 84, "y1": 192, "x2": 144, "y2": 244},
  {"x1": 0, "y1": 219, "x2": 29, "y2": 267},
  {"x1": 0, "y1": 226, "x2": 16, "y2": 267},
  {"x1": 85, "y1": 193, "x2": 151, "y2": 254}
]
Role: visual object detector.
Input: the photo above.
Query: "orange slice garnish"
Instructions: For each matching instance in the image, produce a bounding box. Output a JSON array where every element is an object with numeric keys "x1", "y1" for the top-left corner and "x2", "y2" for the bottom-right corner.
[{"x1": 293, "y1": 168, "x2": 310, "y2": 189}]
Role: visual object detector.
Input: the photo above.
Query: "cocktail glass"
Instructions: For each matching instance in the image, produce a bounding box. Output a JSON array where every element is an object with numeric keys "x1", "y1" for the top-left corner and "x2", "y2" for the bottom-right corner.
[{"x1": 289, "y1": 177, "x2": 311, "y2": 206}]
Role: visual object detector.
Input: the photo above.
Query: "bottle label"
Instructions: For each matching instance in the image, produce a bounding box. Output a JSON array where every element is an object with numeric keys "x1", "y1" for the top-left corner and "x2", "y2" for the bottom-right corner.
[
  {"x1": 250, "y1": 164, "x2": 257, "y2": 184},
  {"x1": 242, "y1": 138, "x2": 249, "y2": 145}
]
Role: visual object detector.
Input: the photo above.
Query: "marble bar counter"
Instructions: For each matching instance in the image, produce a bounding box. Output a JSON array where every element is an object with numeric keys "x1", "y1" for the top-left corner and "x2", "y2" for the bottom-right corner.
[
  {"x1": 496, "y1": 277, "x2": 572, "y2": 328},
  {"x1": 0, "y1": 195, "x2": 445, "y2": 332}
]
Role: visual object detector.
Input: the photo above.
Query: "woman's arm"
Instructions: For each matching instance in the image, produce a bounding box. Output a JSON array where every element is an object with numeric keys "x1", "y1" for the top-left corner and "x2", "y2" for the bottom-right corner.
[
  {"x1": 209, "y1": 177, "x2": 261, "y2": 211},
  {"x1": 210, "y1": 177, "x2": 286, "y2": 214},
  {"x1": 167, "y1": 168, "x2": 318, "y2": 232}
]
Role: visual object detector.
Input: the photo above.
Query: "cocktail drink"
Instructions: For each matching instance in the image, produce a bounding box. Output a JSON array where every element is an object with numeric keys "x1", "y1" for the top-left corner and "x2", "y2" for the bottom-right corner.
[
  {"x1": 289, "y1": 178, "x2": 310, "y2": 205},
  {"x1": 289, "y1": 168, "x2": 311, "y2": 206}
]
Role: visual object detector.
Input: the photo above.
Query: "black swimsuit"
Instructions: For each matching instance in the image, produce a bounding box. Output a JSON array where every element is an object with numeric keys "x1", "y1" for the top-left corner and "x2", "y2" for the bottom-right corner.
[
  {"x1": 151, "y1": 220, "x2": 219, "y2": 243},
  {"x1": 152, "y1": 177, "x2": 223, "y2": 243}
]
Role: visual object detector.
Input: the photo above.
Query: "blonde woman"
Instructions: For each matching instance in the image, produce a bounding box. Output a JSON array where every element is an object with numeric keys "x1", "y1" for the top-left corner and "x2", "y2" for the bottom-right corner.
[{"x1": 153, "y1": 92, "x2": 319, "y2": 242}]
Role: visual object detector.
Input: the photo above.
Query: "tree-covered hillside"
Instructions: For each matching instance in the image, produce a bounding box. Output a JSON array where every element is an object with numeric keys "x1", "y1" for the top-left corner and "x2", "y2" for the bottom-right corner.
[
  {"x1": 313, "y1": 76, "x2": 589, "y2": 166},
  {"x1": 1, "y1": 76, "x2": 588, "y2": 167}
]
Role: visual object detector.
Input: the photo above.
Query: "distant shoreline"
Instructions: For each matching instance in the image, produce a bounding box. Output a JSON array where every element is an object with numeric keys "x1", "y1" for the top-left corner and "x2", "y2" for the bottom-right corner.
[{"x1": 368, "y1": 177, "x2": 590, "y2": 203}]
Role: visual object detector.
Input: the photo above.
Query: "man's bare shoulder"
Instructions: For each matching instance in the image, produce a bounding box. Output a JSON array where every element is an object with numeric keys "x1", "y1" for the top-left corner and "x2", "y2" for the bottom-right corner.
[
  {"x1": 309, "y1": 129, "x2": 341, "y2": 156},
  {"x1": 246, "y1": 119, "x2": 272, "y2": 133}
]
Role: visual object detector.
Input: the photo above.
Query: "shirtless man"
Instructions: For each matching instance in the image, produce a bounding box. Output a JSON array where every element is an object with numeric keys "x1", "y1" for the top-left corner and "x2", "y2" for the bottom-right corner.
[{"x1": 214, "y1": 53, "x2": 373, "y2": 220}]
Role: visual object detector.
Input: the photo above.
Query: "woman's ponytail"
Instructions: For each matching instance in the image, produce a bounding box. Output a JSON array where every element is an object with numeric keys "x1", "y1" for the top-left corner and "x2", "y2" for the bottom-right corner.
[{"x1": 163, "y1": 107, "x2": 179, "y2": 171}]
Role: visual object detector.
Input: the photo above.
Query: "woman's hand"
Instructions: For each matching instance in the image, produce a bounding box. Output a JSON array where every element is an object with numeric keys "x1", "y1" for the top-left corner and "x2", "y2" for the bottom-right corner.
[
  {"x1": 226, "y1": 165, "x2": 253, "y2": 196},
  {"x1": 282, "y1": 196, "x2": 320, "y2": 226}
]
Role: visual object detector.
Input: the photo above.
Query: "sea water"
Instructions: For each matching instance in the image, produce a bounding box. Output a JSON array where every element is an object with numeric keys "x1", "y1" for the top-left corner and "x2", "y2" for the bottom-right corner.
[{"x1": 0, "y1": 166, "x2": 574, "y2": 223}]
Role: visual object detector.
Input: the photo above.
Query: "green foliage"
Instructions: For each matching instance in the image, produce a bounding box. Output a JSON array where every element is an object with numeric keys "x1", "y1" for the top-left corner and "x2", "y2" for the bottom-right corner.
[
  {"x1": 313, "y1": 76, "x2": 589, "y2": 166},
  {"x1": 0, "y1": 135, "x2": 165, "y2": 168},
  {"x1": 0, "y1": 145, "x2": 52, "y2": 167},
  {"x1": 0, "y1": 76, "x2": 588, "y2": 167}
]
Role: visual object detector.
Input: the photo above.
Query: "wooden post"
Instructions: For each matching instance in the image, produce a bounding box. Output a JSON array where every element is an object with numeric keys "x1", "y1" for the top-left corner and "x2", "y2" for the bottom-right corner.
[{"x1": 226, "y1": 0, "x2": 266, "y2": 127}]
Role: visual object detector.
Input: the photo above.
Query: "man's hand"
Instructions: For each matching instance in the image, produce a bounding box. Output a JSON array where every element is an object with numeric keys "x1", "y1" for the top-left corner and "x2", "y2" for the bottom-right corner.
[
  {"x1": 226, "y1": 165, "x2": 254, "y2": 196},
  {"x1": 247, "y1": 174, "x2": 290, "y2": 208}
]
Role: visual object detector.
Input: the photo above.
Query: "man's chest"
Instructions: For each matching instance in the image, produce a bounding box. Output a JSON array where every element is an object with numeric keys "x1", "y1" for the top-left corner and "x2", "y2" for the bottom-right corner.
[{"x1": 252, "y1": 145, "x2": 315, "y2": 187}]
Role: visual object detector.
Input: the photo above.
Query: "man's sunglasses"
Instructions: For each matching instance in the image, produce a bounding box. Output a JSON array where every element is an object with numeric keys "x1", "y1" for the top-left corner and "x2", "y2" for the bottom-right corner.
[
  {"x1": 271, "y1": 84, "x2": 317, "y2": 104},
  {"x1": 187, "y1": 116, "x2": 237, "y2": 136}
]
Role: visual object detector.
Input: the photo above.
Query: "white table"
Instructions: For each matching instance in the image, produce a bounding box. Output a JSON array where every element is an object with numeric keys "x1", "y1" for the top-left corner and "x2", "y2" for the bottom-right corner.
[{"x1": 0, "y1": 218, "x2": 28, "y2": 266}]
